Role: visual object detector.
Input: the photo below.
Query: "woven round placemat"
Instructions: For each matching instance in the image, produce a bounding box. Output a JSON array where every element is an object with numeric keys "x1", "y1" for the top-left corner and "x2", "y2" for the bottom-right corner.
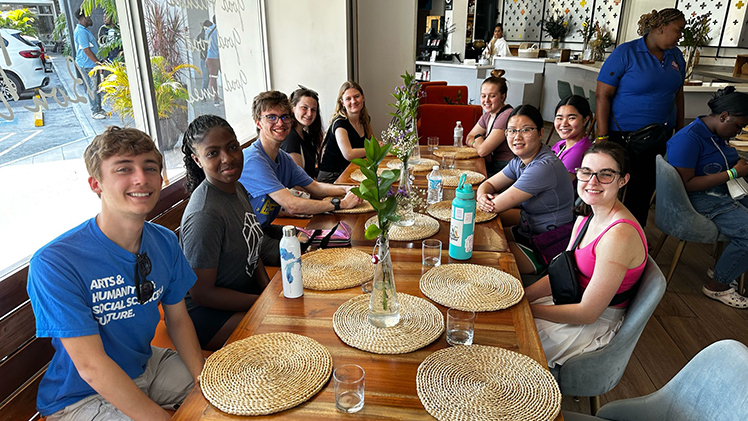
[
  {"x1": 439, "y1": 169, "x2": 485, "y2": 187},
  {"x1": 364, "y1": 213, "x2": 440, "y2": 241},
  {"x1": 332, "y1": 293, "x2": 444, "y2": 354},
  {"x1": 426, "y1": 200, "x2": 497, "y2": 223},
  {"x1": 431, "y1": 146, "x2": 480, "y2": 159},
  {"x1": 420, "y1": 264, "x2": 523, "y2": 312},
  {"x1": 386, "y1": 158, "x2": 440, "y2": 172},
  {"x1": 417, "y1": 345, "x2": 561, "y2": 421},
  {"x1": 301, "y1": 248, "x2": 374, "y2": 290},
  {"x1": 323, "y1": 197, "x2": 375, "y2": 214},
  {"x1": 350, "y1": 167, "x2": 386, "y2": 182},
  {"x1": 201, "y1": 332, "x2": 332, "y2": 416}
]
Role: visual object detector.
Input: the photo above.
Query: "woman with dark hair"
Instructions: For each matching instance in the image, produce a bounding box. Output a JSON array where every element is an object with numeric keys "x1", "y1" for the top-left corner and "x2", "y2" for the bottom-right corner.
[
  {"x1": 667, "y1": 86, "x2": 748, "y2": 308},
  {"x1": 281, "y1": 86, "x2": 323, "y2": 178},
  {"x1": 180, "y1": 115, "x2": 268, "y2": 349},
  {"x1": 526, "y1": 142, "x2": 648, "y2": 368},
  {"x1": 552, "y1": 94, "x2": 592, "y2": 181},
  {"x1": 318, "y1": 81, "x2": 373, "y2": 183},
  {"x1": 596, "y1": 8, "x2": 686, "y2": 227},
  {"x1": 466, "y1": 69, "x2": 514, "y2": 176},
  {"x1": 482, "y1": 23, "x2": 511, "y2": 59},
  {"x1": 477, "y1": 105, "x2": 575, "y2": 274}
]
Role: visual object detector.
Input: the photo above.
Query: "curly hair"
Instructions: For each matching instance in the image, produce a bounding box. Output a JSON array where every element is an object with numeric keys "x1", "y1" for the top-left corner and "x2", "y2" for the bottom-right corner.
[
  {"x1": 637, "y1": 8, "x2": 685, "y2": 36},
  {"x1": 707, "y1": 86, "x2": 748, "y2": 117},
  {"x1": 84, "y1": 126, "x2": 162, "y2": 181},
  {"x1": 329, "y1": 81, "x2": 373, "y2": 138},
  {"x1": 482, "y1": 69, "x2": 508, "y2": 96},
  {"x1": 181, "y1": 115, "x2": 236, "y2": 193},
  {"x1": 290, "y1": 86, "x2": 324, "y2": 158}
]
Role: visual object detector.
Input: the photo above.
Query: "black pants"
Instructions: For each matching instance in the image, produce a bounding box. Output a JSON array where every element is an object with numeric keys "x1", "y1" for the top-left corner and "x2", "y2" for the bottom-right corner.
[
  {"x1": 259, "y1": 224, "x2": 284, "y2": 267},
  {"x1": 609, "y1": 131, "x2": 666, "y2": 228}
]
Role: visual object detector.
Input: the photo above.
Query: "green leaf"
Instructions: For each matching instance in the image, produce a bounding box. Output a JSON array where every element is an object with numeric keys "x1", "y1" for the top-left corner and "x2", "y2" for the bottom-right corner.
[
  {"x1": 380, "y1": 169, "x2": 398, "y2": 180},
  {"x1": 365, "y1": 223, "x2": 382, "y2": 240},
  {"x1": 383, "y1": 197, "x2": 399, "y2": 218},
  {"x1": 364, "y1": 138, "x2": 374, "y2": 159},
  {"x1": 351, "y1": 158, "x2": 368, "y2": 167},
  {"x1": 359, "y1": 166, "x2": 376, "y2": 182}
]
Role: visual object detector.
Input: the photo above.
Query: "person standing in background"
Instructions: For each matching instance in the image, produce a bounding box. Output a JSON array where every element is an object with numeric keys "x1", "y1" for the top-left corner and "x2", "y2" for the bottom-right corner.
[
  {"x1": 196, "y1": 20, "x2": 212, "y2": 92},
  {"x1": 205, "y1": 18, "x2": 221, "y2": 107},
  {"x1": 74, "y1": 8, "x2": 106, "y2": 120}
]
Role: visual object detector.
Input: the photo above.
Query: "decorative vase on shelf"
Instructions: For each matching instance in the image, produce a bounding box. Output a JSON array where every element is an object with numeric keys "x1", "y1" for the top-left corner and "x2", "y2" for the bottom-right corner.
[
  {"x1": 368, "y1": 236, "x2": 400, "y2": 328},
  {"x1": 684, "y1": 46, "x2": 697, "y2": 81},
  {"x1": 583, "y1": 42, "x2": 593, "y2": 61},
  {"x1": 592, "y1": 47, "x2": 605, "y2": 62},
  {"x1": 395, "y1": 159, "x2": 415, "y2": 227},
  {"x1": 551, "y1": 38, "x2": 560, "y2": 49}
]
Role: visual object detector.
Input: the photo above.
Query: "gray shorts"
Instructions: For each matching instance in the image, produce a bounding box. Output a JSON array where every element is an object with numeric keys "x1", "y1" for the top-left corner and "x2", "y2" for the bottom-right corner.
[{"x1": 46, "y1": 346, "x2": 194, "y2": 421}]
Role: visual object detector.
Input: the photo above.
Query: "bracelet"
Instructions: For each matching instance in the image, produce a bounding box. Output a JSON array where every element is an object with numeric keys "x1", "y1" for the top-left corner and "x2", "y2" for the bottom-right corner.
[
  {"x1": 596, "y1": 135, "x2": 609, "y2": 140},
  {"x1": 728, "y1": 168, "x2": 738, "y2": 180}
]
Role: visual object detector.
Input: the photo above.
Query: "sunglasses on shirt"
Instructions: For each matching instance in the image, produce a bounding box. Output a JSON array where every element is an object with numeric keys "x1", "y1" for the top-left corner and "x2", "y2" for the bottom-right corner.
[{"x1": 135, "y1": 253, "x2": 155, "y2": 304}]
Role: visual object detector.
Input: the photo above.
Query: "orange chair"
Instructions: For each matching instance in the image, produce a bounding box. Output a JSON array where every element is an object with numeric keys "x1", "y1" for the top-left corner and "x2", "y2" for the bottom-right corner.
[
  {"x1": 417, "y1": 80, "x2": 448, "y2": 89},
  {"x1": 417, "y1": 104, "x2": 483, "y2": 145},
  {"x1": 420, "y1": 85, "x2": 469, "y2": 105}
]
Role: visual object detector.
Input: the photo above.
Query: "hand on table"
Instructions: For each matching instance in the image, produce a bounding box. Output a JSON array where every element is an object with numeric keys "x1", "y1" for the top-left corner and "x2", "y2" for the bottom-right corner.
[
  {"x1": 734, "y1": 158, "x2": 748, "y2": 178},
  {"x1": 341, "y1": 191, "x2": 363, "y2": 209},
  {"x1": 478, "y1": 193, "x2": 497, "y2": 213}
]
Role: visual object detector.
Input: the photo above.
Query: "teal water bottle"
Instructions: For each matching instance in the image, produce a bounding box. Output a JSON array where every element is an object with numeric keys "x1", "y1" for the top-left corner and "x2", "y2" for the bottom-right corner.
[{"x1": 449, "y1": 174, "x2": 476, "y2": 260}]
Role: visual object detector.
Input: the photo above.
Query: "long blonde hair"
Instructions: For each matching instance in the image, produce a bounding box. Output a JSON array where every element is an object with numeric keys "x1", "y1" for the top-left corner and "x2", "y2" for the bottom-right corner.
[{"x1": 329, "y1": 81, "x2": 373, "y2": 138}]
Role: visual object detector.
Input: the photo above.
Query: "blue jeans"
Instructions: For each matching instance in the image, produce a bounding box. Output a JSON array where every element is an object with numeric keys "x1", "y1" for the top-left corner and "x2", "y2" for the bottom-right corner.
[
  {"x1": 689, "y1": 184, "x2": 748, "y2": 285},
  {"x1": 200, "y1": 58, "x2": 209, "y2": 90},
  {"x1": 80, "y1": 67, "x2": 103, "y2": 114}
]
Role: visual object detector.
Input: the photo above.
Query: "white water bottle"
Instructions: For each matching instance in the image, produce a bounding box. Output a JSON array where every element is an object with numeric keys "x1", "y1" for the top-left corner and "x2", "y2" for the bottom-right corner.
[
  {"x1": 427, "y1": 165, "x2": 443, "y2": 205},
  {"x1": 279, "y1": 225, "x2": 303, "y2": 298},
  {"x1": 453, "y1": 121, "x2": 463, "y2": 147}
]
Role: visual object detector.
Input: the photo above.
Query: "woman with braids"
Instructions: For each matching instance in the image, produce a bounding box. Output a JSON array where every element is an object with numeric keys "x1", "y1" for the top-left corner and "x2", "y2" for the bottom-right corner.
[
  {"x1": 281, "y1": 86, "x2": 324, "y2": 178},
  {"x1": 465, "y1": 69, "x2": 514, "y2": 177},
  {"x1": 317, "y1": 81, "x2": 373, "y2": 183},
  {"x1": 596, "y1": 8, "x2": 686, "y2": 227},
  {"x1": 667, "y1": 87, "x2": 748, "y2": 309},
  {"x1": 179, "y1": 115, "x2": 268, "y2": 350}
]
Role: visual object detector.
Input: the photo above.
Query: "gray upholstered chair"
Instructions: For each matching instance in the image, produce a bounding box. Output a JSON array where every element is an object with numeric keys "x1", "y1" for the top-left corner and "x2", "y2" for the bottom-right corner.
[
  {"x1": 558, "y1": 80, "x2": 573, "y2": 100},
  {"x1": 562, "y1": 339, "x2": 748, "y2": 421},
  {"x1": 550, "y1": 256, "x2": 666, "y2": 414},
  {"x1": 651, "y1": 155, "x2": 727, "y2": 284}
]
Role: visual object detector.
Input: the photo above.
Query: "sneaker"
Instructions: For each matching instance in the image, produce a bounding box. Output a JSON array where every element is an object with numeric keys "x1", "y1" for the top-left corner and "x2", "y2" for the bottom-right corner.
[
  {"x1": 214, "y1": 98, "x2": 222, "y2": 107},
  {"x1": 92, "y1": 112, "x2": 106, "y2": 120},
  {"x1": 706, "y1": 268, "x2": 739, "y2": 290},
  {"x1": 702, "y1": 286, "x2": 748, "y2": 309}
]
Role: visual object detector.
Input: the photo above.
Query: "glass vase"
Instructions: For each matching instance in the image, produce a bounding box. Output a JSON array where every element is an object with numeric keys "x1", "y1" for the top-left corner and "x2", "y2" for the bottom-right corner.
[
  {"x1": 551, "y1": 38, "x2": 560, "y2": 49},
  {"x1": 684, "y1": 46, "x2": 697, "y2": 81},
  {"x1": 408, "y1": 143, "x2": 421, "y2": 165},
  {"x1": 395, "y1": 159, "x2": 415, "y2": 227},
  {"x1": 368, "y1": 236, "x2": 400, "y2": 328}
]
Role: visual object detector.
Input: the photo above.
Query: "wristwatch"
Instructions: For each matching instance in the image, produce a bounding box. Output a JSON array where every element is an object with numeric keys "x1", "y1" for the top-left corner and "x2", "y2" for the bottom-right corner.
[{"x1": 330, "y1": 197, "x2": 341, "y2": 211}]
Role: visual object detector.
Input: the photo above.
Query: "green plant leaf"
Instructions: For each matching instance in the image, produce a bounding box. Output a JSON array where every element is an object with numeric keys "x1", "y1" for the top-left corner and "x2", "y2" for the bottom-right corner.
[
  {"x1": 351, "y1": 158, "x2": 368, "y2": 167},
  {"x1": 365, "y1": 224, "x2": 382, "y2": 240}
]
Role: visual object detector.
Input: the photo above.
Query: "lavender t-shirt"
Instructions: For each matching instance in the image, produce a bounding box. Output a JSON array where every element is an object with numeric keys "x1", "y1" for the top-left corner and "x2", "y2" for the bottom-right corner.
[
  {"x1": 551, "y1": 136, "x2": 592, "y2": 174},
  {"x1": 478, "y1": 106, "x2": 514, "y2": 161}
]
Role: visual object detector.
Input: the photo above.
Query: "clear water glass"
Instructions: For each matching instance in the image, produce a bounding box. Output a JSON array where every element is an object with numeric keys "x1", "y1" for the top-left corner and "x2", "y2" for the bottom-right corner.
[
  {"x1": 441, "y1": 153, "x2": 455, "y2": 169},
  {"x1": 334, "y1": 364, "x2": 365, "y2": 413},
  {"x1": 422, "y1": 239, "x2": 442, "y2": 267},
  {"x1": 446, "y1": 308, "x2": 475, "y2": 346},
  {"x1": 427, "y1": 136, "x2": 439, "y2": 151}
]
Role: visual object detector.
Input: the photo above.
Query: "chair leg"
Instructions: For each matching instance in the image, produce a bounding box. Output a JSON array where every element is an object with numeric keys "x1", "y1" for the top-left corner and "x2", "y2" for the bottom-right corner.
[
  {"x1": 651, "y1": 233, "x2": 668, "y2": 259},
  {"x1": 590, "y1": 395, "x2": 601, "y2": 415},
  {"x1": 666, "y1": 240, "x2": 687, "y2": 285}
]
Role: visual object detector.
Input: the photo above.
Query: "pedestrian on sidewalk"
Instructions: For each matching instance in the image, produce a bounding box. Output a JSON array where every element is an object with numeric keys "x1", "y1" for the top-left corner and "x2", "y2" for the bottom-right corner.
[{"x1": 74, "y1": 8, "x2": 107, "y2": 120}]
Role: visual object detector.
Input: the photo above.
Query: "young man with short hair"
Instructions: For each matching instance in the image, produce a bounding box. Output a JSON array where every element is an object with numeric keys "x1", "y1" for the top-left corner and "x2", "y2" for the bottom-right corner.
[
  {"x1": 239, "y1": 90, "x2": 361, "y2": 266},
  {"x1": 27, "y1": 127, "x2": 204, "y2": 421}
]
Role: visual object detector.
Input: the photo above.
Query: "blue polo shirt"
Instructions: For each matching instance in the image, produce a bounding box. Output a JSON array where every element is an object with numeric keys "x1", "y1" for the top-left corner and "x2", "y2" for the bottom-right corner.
[
  {"x1": 597, "y1": 36, "x2": 685, "y2": 132},
  {"x1": 667, "y1": 117, "x2": 739, "y2": 176},
  {"x1": 239, "y1": 140, "x2": 314, "y2": 227},
  {"x1": 73, "y1": 23, "x2": 98, "y2": 68}
]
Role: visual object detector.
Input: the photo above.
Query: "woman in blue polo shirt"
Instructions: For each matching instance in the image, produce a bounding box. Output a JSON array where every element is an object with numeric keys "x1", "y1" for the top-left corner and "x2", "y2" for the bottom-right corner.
[
  {"x1": 667, "y1": 87, "x2": 748, "y2": 309},
  {"x1": 596, "y1": 8, "x2": 686, "y2": 227}
]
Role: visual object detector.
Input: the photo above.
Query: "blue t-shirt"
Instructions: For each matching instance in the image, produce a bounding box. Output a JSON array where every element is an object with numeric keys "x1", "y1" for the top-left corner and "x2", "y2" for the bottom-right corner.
[
  {"x1": 27, "y1": 218, "x2": 197, "y2": 416},
  {"x1": 239, "y1": 140, "x2": 314, "y2": 227},
  {"x1": 667, "y1": 117, "x2": 739, "y2": 176},
  {"x1": 206, "y1": 24, "x2": 219, "y2": 59},
  {"x1": 597, "y1": 36, "x2": 685, "y2": 131},
  {"x1": 73, "y1": 23, "x2": 98, "y2": 68},
  {"x1": 502, "y1": 145, "x2": 575, "y2": 236}
]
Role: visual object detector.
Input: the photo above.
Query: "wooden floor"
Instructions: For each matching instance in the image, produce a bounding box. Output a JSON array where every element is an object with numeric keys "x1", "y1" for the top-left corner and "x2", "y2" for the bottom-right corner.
[{"x1": 540, "y1": 123, "x2": 748, "y2": 413}]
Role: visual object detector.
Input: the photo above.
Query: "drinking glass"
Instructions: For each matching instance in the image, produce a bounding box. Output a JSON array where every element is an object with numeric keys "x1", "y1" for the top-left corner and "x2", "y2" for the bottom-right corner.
[
  {"x1": 446, "y1": 308, "x2": 475, "y2": 346},
  {"x1": 442, "y1": 153, "x2": 455, "y2": 170},
  {"x1": 427, "y1": 136, "x2": 439, "y2": 151},
  {"x1": 408, "y1": 143, "x2": 421, "y2": 165},
  {"x1": 422, "y1": 239, "x2": 442, "y2": 267},
  {"x1": 334, "y1": 364, "x2": 365, "y2": 413}
]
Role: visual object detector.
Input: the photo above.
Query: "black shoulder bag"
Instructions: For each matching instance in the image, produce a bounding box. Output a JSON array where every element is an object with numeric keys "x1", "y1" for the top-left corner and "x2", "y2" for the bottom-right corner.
[
  {"x1": 612, "y1": 101, "x2": 674, "y2": 155},
  {"x1": 548, "y1": 215, "x2": 592, "y2": 305}
]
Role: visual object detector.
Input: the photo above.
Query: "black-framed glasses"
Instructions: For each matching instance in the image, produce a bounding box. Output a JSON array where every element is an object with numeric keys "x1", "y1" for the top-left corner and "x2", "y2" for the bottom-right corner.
[
  {"x1": 135, "y1": 253, "x2": 155, "y2": 304},
  {"x1": 262, "y1": 114, "x2": 293, "y2": 125},
  {"x1": 575, "y1": 168, "x2": 621, "y2": 184},
  {"x1": 505, "y1": 127, "x2": 538, "y2": 137}
]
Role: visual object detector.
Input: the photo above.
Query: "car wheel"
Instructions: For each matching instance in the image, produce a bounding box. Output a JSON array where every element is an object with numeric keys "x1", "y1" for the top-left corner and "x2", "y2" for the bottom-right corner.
[{"x1": 0, "y1": 72, "x2": 23, "y2": 102}]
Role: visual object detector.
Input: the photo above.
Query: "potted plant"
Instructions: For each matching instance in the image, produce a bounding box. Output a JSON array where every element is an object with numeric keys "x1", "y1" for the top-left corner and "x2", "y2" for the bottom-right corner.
[
  {"x1": 589, "y1": 22, "x2": 614, "y2": 62},
  {"x1": 577, "y1": 17, "x2": 594, "y2": 60},
  {"x1": 542, "y1": 13, "x2": 570, "y2": 49},
  {"x1": 680, "y1": 12, "x2": 712, "y2": 82}
]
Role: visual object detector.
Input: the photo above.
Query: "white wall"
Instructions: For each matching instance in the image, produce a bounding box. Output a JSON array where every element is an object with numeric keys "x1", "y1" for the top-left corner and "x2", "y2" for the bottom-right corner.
[
  {"x1": 356, "y1": 0, "x2": 418, "y2": 139},
  {"x1": 264, "y1": 0, "x2": 349, "y2": 129},
  {"x1": 445, "y1": 0, "x2": 468, "y2": 57}
]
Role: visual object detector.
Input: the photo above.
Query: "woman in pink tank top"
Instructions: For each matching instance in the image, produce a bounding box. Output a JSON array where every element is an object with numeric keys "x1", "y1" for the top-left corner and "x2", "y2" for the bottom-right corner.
[{"x1": 524, "y1": 142, "x2": 648, "y2": 368}]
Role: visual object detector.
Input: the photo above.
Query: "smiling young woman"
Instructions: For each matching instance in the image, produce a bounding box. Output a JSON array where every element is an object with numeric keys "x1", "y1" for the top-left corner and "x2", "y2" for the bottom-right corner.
[
  {"x1": 466, "y1": 70, "x2": 514, "y2": 176},
  {"x1": 281, "y1": 87, "x2": 324, "y2": 179},
  {"x1": 552, "y1": 95, "x2": 592, "y2": 181}
]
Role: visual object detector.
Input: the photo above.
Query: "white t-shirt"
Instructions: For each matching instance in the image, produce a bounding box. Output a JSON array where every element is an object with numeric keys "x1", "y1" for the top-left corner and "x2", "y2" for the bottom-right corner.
[{"x1": 483, "y1": 37, "x2": 511, "y2": 58}]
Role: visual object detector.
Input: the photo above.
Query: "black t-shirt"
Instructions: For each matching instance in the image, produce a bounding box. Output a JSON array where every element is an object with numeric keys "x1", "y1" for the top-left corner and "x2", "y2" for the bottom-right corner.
[
  {"x1": 281, "y1": 128, "x2": 318, "y2": 179},
  {"x1": 319, "y1": 117, "x2": 365, "y2": 173}
]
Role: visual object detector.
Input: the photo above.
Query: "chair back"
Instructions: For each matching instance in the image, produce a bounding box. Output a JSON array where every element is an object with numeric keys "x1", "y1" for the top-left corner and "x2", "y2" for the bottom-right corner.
[
  {"x1": 557, "y1": 80, "x2": 573, "y2": 100},
  {"x1": 595, "y1": 340, "x2": 748, "y2": 421},
  {"x1": 554, "y1": 256, "x2": 666, "y2": 397},
  {"x1": 573, "y1": 85, "x2": 586, "y2": 98},
  {"x1": 417, "y1": 104, "x2": 483, "y2": 145},
  {"x1": 654, "y1": 155, "x2": 719, "y2": 243},
  {"x1": 418, "y1": 80, "x2": 448, "y2": 89},
  {"x1": 421, "y1": 85, "x2": 469, "y2": 105}
]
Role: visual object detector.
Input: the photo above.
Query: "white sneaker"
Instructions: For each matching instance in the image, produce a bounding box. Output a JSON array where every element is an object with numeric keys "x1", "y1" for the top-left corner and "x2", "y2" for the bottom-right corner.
[{"x1": 92, "y1": 112, "x2": 106, "y2": 120}]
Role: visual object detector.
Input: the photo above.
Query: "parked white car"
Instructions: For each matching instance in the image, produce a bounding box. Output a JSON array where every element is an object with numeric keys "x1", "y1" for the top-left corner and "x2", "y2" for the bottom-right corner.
[{"x1": 0, "y1": 28, "x2": 51, "y2": 101}]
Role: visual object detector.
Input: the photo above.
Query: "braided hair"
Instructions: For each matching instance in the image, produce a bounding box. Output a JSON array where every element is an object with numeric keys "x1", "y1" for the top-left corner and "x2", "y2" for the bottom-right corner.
[
  {"x1": 637, "y1": 8, "x2": 685, "y2": 36},
  {"x1": 707, "y1": 86, "x2": 748, "y2": 117},
  {"x1": 181, "y1": 114, "x2": 235, "y2": 193}
]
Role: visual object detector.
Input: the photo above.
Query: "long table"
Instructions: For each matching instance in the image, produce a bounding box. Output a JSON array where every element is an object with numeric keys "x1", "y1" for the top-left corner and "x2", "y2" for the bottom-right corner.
[{"x1": 173, "y1": 247, "x2": 561, "y2": 421}]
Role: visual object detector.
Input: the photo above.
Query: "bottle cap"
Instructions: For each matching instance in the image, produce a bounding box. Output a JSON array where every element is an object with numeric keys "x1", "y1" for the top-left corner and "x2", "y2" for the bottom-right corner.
[
  {"x1": 282, "y1": 225, "x2": 296, "y2": 237},
  {"x1": 455, "y1": 174, "x2": 474, "y2": 199},
  {"x1": 433, "y1": 165, "x2": 439, "y2": 170}
]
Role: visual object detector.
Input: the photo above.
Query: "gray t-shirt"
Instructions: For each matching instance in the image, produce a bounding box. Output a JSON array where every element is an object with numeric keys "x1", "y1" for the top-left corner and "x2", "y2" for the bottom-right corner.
[
  {"x1": 502, "y1": 145, "x2": 574, "y2": 237},
  {"x1": 180, "y1": 181, "x2": 264, "y2": 310}
]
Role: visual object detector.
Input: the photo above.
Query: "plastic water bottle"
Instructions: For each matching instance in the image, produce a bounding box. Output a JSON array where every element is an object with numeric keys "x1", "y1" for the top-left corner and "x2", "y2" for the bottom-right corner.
[
  {"x1": 448, "y1": 174, "x2": 476, "y2": 260},
  {"x1": 426, "y1": 165, "x2": 443, "y2": 205},
  {"x1": 453, "y1": 121, "x2": 463, "y2": 147},
  {"x1": 279, "y1": 225, "x2": 303, "y2": 298}
]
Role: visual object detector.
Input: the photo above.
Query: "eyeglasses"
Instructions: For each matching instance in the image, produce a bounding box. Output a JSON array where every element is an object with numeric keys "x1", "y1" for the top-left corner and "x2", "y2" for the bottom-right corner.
[
  {"x1": 135, "y1": 253, "x2": 155, "y2": 304},
  {"x1": 575, "y1": 168, "x2": 621, "y2": 184},
  {"x1": 505, "y1": 127, "x2": 538, "y2": 137},
  {"x1": 262, "y1": 114, "x2": 293, "y2": 125}
]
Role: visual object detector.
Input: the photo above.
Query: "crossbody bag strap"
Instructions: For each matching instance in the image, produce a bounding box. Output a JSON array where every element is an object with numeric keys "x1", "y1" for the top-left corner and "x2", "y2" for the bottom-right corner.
[{"x1": 571, "y1": 214, "x2": 593, "y2": 250}]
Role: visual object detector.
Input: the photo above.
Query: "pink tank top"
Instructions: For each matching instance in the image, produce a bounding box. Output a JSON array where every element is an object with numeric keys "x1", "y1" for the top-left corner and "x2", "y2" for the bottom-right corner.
[{"x1": 573, "y1": 217, "x2": 648, "y2": 308}]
